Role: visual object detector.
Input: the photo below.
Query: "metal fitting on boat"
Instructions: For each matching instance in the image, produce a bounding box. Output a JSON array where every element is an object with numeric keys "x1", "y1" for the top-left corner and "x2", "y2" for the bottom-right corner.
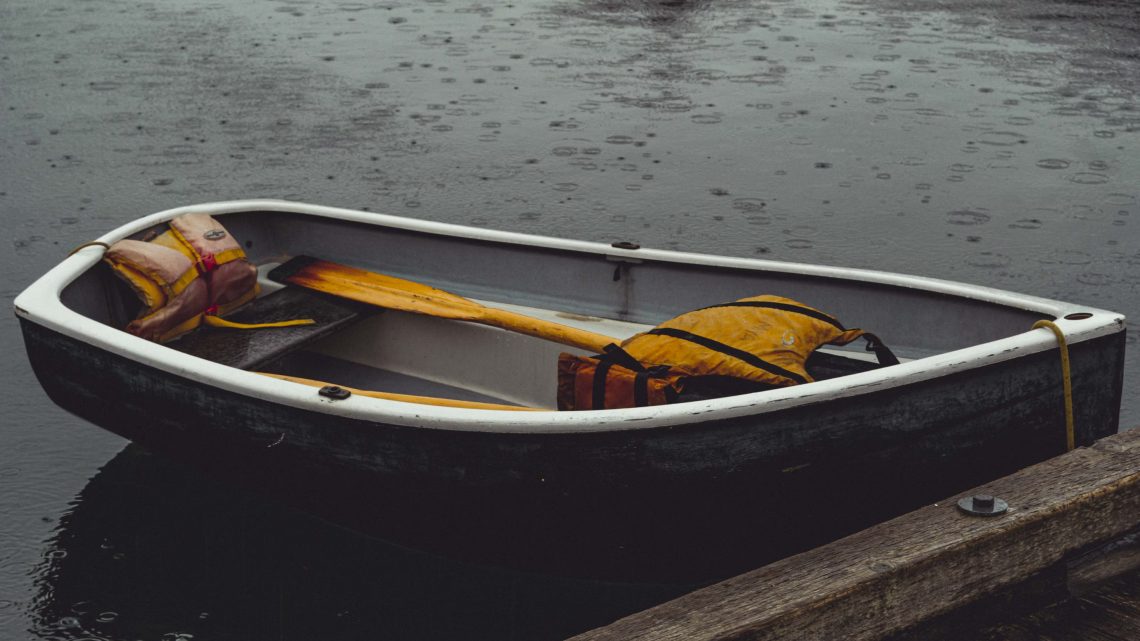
[
  {"x1": 319, "y1": 385, "x2": 352, "y2": 400},
  {"x1": 957, "y1": 494, "x2": 1008, "y2": 516}
]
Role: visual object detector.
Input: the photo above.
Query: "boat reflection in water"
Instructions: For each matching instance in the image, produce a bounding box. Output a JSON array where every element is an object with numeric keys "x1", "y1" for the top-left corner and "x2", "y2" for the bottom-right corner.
[{"x1": 29, "y1": 444, "x2": 690, "y2": 641}]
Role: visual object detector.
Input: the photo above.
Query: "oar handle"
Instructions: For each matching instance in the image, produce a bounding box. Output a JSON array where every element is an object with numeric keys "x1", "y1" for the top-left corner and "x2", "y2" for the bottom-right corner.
[{"x1": 477, "y1": 307, "x2": 613, "y2": 353}]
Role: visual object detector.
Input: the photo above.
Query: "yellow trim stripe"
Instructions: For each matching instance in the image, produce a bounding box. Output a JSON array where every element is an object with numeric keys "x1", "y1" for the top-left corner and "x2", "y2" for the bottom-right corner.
[{"x1": 257, "y1": 372, "x2": 544, "y2": 411}]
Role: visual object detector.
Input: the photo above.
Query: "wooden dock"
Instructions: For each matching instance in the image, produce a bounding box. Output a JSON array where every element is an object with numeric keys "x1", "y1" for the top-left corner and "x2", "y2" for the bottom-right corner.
[
  {"x1": 969, "y1": 569, "x2": 1140, "y2": 641},
  {"x1": 570, "y1": 426, "x2": 1140, "y2": 641}
]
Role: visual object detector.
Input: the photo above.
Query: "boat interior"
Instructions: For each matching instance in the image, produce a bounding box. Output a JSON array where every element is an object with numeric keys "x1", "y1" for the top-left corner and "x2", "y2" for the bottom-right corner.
[{"x1": 56, "y1": 209, "x2": 1056, "y2": 411}]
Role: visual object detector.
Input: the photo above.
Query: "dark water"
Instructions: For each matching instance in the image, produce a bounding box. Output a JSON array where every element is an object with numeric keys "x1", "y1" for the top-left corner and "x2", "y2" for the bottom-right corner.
[{"x1": 1, "y1": 0, "x2": 1137, "y2": 639}]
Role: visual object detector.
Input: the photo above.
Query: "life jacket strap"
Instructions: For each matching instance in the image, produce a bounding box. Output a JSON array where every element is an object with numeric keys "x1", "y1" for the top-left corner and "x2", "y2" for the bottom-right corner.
[
  {"x1": 634, "y1": 369, "x2": 653, "y2": 407},
  {"x1": 586, "y1": 344, "x2": 680, "y2": 409},
  {"x1": 862, "y1": 332, "x2": 900, "y2": 366},
  {"x1": 646, "y1": 327, "x2": 809, "y2": 385},
  {"x1": 700, "y1": 300, "x2": 848, "y2": 331},
  {"x1": 591, "y1": 359, "x2": 613, "y2": 410},
  {"x1": 600, "y1": 342, "x2": 647, "y2": 372},
  {"x1": 202, "y1": 314, "x2": 316, "y2": 331}
]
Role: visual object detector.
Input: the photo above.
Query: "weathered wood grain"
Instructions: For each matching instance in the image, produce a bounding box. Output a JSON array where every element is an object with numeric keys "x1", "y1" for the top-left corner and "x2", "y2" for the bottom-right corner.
[
  {"x1": 972, "y1": 568, "x2": 1140, "y2": 641},
  {"x1": 1069, "y1": 529, "x2": 1140, "y2": 596},
  {"x1": 570, "y1": 427, "x2": 1140, "y2": 641}
]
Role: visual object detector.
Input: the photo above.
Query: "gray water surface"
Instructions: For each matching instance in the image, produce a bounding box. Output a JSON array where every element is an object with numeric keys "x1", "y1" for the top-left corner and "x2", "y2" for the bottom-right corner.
[{"x1": 2, "y1": 0, "x2": 1137, "y2": 639}]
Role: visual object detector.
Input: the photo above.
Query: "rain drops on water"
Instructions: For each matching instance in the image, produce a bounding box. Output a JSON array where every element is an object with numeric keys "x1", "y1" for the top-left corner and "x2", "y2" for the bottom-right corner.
[
  {"x1": 1067, "y1": 172, "x2": 1110, "y2": 185},
  {"x1": 946, "y1": 210, "x2": 991, "y2": 226},
  {"x1": 966, "y1": 252, "x2": 1011, "y2": 269}
]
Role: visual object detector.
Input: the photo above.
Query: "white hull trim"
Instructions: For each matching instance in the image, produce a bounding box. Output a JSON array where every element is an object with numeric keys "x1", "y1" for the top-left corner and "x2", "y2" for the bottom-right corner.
[{"x1": 14, "y1": 200, "x2": 1126, "y2": 433}]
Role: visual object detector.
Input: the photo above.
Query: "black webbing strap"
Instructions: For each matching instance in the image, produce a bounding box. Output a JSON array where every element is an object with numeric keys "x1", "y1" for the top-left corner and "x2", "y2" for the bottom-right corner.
[
  {"x1": 634, "y1": 370, "x2": 650, "y2": 407},
  {"x1": 695, "y1": 301, "x2": 901, "y2": 369},
  {"x1": 601, "y1": 343, "x2": 647, "y2": 372},
  {"x1": 862, "y1": 332, "x2": 900, "y2": 366},
  {"x1": 594, "y1": 344, "x2": 676, "y2": 408},
  {"x1": 646, "y1": 327, "x2": 809, "y2": 385},
  {"x1": 593, "y1": 344, "x2": 647, "y2": 410},
  {"x1": 700, "y1": 301, "x2": 847, "y2": 331},
  {"x1": 591, "y1": 359, "x2": 613, "y2": 410}
]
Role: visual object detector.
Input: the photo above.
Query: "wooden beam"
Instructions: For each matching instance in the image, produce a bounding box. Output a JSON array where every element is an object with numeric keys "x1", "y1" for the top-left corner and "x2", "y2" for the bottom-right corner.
[
  {"x1": 964, "y1": 568, "x2": 1140, "y2": 641},
  {"x1": 569, "y1": 427, "x2": 1140, "y2": 641}
]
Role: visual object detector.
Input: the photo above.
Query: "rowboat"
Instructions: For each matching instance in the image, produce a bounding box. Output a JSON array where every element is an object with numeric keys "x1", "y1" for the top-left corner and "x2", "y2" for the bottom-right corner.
[{"x1": 15, "y1": 200, "x2": 1126, "y2": 577}]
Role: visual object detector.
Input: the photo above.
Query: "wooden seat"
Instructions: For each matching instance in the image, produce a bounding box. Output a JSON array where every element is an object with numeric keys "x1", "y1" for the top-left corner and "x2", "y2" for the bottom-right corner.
[{"x1": 169, "y1": 286, "x2": 370, "y2": 370}]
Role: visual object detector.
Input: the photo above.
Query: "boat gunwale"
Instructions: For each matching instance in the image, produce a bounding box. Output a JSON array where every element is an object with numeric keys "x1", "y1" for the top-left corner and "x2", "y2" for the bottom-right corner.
[{"x1": 13, "y1": 199, "x2": 1127, "y2": 434}]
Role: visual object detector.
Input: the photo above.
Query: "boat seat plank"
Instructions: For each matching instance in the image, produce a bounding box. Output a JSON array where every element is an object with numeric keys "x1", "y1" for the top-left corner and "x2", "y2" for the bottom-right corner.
[
  {"x1": 168, "y1": 287, "x2": 371, "y2": 370},
  {"x1": 263, "y1": 350, "x2": 527, "y2": 407}
]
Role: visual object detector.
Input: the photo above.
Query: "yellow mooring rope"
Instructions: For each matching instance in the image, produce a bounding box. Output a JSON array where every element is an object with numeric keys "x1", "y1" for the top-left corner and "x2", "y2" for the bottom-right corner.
[{"x1": 1032, "y1": 320, "x2": 1074, "y2": 452}]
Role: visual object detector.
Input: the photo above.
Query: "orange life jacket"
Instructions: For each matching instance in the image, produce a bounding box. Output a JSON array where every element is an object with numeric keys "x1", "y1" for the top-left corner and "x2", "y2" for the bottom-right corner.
[
  {"x1": 104, "y1": 213, "x2": 310, "y2": 342},
  {"x1": 557, "y1": 295, "x2": 896, "y2": 410}
]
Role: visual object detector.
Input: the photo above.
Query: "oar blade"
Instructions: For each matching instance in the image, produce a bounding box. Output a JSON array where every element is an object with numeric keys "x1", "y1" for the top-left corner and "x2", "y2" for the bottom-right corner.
[
  {"x1": 269, "y1": 256, "x2": 614, "y2": 352},
  {"x1": 270, "y1": 256, "x2": 484, "y2": 321}
]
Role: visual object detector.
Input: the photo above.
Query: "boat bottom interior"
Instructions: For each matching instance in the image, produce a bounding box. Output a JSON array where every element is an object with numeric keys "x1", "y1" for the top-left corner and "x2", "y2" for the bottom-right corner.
[{"x1": 93, "y1": 261, "x2": 898, "y2": 411}]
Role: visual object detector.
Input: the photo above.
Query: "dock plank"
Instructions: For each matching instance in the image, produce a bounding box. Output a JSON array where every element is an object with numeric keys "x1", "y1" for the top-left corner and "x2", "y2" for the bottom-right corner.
[
  {"x1": 974, "y1": 569, "x2": 1140, "y2": 641},
  {"x1": 569, "y1": 427, "x2": 1140, "y2": 641}
]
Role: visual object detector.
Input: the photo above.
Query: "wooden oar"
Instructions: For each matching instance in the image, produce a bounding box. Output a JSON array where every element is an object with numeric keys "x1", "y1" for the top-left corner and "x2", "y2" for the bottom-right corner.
[
  {"x1": 269, "y1": 256, "x2": 615, "y2": 352},
  {"x1": 259, "y1": 372, "x2": 545, "y2": 411}
]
